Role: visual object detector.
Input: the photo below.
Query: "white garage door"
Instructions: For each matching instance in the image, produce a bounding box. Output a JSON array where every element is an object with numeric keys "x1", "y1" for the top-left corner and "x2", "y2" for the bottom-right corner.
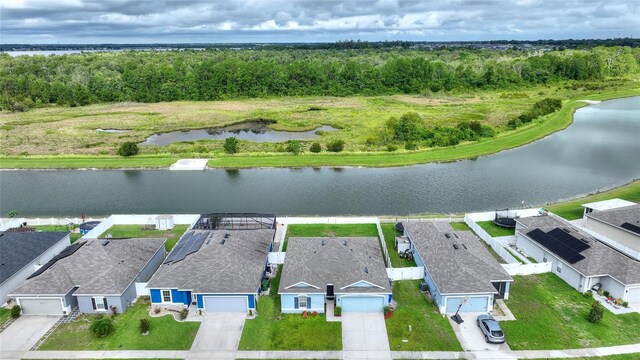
[
  {"x1": 203, "y1": 296, "x2": 247, "y2": 312},
  {"x1": 19, "y1": 298, "x2": 63, "y2": 315},
  {"x1": 628, "y1": 287, "x2": 640, "y2": 303}
]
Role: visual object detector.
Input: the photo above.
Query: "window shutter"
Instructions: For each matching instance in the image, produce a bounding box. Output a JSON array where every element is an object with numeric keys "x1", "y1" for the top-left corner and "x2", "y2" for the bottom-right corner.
[
  {"x1": 91, "y1": 298, "x2": 97, "y2": 310},
  {"x1": 307, "y1": 296, "x2": 311, "y2": 309},
  {"x1": 294, "y1": 296, "x2": 299, "y2": 309},
  {"x1": 103, "y1": 298, "x2": 108, "y2": 310}
]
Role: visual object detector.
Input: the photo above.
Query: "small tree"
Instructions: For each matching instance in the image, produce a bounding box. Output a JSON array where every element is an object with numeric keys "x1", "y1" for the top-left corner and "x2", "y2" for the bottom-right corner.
[
  {"x1": 326, "y1": 139, "x2": 345, "y2": 152},
  {"x1": 6, "y1": 209, "x2": 19, "y2": 218},
  {"x1": 90, "y1": 316, "x2": 115, "y2": 337},
  {"x1": 310, "y1": 142, "x2": 322, "y2": 153},
  {"x1": 285, "y1": 140, "x2": 302, "y2": 155},
  {"x1": 224, "y1": 137, "x2": 239, "y2": 154},
  {"x1": 179, "y1": 308, "x2": 188, "y2": 320},
  {"x1": 588, "y1": 301, "x2": 604, "y2": 324},
  {"x1": 11, "y1": 305, "x2": 21, "y2": 319},
  {"x1": 139, "y1": 318, "x2": 150, "y2": 334},
  {"x1": 117, "y1": 141, "x2": 139, "y2": 157},
  {"x1": 334, "y1": 306, "x2": 342, "y2": 316}
]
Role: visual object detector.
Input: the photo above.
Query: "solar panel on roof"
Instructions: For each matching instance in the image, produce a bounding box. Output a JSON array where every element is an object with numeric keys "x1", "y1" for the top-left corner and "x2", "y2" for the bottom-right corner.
[
  {"x1": 163, "y1": 231, "x2": 194, "y2": 264},
  {"x1": 527, "y1": 228, "x2": 589, "y2": 265},
  {"x1": 621, "y1": 222, "x2": 640, "y2": 235}
]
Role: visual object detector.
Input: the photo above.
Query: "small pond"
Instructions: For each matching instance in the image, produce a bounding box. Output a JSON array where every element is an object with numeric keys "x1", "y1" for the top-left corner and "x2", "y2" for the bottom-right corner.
[{"x1": 141, "y1": 121, "x2": 337, "y2": 146}]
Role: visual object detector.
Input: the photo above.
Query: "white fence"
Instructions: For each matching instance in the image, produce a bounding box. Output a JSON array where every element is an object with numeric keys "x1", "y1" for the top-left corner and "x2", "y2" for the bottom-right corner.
[
  {"x1": 464, "y1": 214, "x2": 520, "y2": 264},
  {"x1": 1, "y1": 217, "x2": 107, "y2": 230},
  {"x1": 135, "y1": 282, "x2": 150, "y2": 297},
  {"x1": 387, "y1": 266, "x2": 424, "y2": 281},
  {"x1": 502, "y1": 262, "x2": 552, "y2": 276},
  {"x1": 82, "y1": 214, "x2": 200, "y2": 239},
  {"x1": 268, "y1": 252, "x2": 286, "y2": 264}
]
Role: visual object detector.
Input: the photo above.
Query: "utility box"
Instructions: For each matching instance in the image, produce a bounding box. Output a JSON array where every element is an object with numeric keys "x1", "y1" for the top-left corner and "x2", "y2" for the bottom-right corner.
[
  {"x1": 155, "y1": 215, "x2": 175, "y2": 230},
  {"x1": 396, "y1": 236, "x2": 411, "y2": 254}
]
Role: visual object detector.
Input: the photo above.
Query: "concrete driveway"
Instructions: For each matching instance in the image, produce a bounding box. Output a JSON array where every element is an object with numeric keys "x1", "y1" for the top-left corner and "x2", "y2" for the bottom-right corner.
[
  {"x1": 188, "y1": 312, "x2": 246, "y2": 358},
  {"x1": 0, "y1": 315, "x2": 59, "y2": 351},
  {"x1": 342, "y1": 312, "x2": 391, "y2": 360},
  {"x1": 448, "y1": 312, "x2": 512, "y2": 352}
]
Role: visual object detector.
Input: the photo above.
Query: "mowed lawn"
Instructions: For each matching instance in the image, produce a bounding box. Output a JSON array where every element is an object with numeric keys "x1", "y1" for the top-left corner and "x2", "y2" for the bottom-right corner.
[
  {"x1": 238, "y1": 266, "x2": 342, "y2": 350},
  {"x1": 283, "y1": 223, "x2": 379, "y2": 251},
  {"x1": 38, "y1": 298, "x2": 200, "y2": 350},
  {"x1": 32, "y1": 225, "x2": 84, "y2": 243},
  {"x1": 380, "y1": 223, "x2": 415, "y2": 267},
  {"x1": 0, "y1": 308, "x2": 11, "y2": 326},
  {"x1": 385, "y1": 281, "x2": 461, "y2": 351},
  {"x1": 501, "y1": 273, "x2": 640, "y2": 350},
  {"x1": 476, "y1": 221, "x2": 515, "y2": 237},
  {"x1": 99, "y1": 224, "x2": 189, "y2": 251},
  {"x1": 548, "y1": 180, "x2": 640, "y2": 220}
]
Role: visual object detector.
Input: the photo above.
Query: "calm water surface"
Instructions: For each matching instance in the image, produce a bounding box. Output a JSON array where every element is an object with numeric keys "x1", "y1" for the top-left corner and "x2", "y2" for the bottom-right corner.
[{"x1": 1, "y1": 97, "x2": 638, "y2": 216}]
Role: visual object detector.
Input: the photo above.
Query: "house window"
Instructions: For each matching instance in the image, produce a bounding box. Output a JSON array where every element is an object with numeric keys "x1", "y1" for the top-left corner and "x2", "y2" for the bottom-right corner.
[
  {"x1": 92, "y1": 297, "x2": 108, "y2": 311},
  {"x1": 162, "y1": 290, "x2": 172, "y2": 303},
  {"x1": 295, "y1": 295, "x2": 311, "y2": 309},
  {"x1": 556, "y1": 262, "x2": 563, "y2": 274}
]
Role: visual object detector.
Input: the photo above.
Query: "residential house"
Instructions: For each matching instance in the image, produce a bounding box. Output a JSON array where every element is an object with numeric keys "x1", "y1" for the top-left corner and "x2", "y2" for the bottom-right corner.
[{"x1": 583, "y1": 201, "x2": 640, "y2": 254}]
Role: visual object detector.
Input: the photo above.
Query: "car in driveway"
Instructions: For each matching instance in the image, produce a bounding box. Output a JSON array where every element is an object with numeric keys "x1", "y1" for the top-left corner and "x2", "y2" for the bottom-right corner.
[{"x1": 476, "y1": 314, "x2": 506, "y2": 344}]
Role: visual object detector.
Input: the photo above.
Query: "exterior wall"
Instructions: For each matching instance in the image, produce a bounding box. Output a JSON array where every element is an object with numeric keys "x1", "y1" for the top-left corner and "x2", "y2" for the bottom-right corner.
[
  {"x1": 600, "y1": 276, "x2": 627, "y2": 300},
  {"x1": 585, "y1": 217, "x2": 640, "y2": 253},
  {"x1": 149, "y1": 288, "x2": 191, "y2": 306},
  {"x1": 281, "y1": 293, "x2": 325, "y2": 313},
  {"x1": 1, "y1": 234, "x2": 71, "y2": 305},
  {"x1": 65, "y1": 290, "x2": 78, "y2": 311},
  {"x1": 77, "y1": 295, "x2": 123, "y2": 314},
  {"x1": 196, "y1": 293, "x2": 256, "y2": 310},
  {"x1": 515, "y1": 231, "x2": 546, "y2": 262},
  {"x1": 137, "y1": 245, "x2": 166, "y2": 283}
]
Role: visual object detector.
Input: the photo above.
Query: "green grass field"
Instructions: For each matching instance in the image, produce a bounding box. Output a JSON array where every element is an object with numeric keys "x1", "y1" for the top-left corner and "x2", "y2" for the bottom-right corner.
[
  {"x1": 380, "y1": 223, "x2": 416, "y2": 268},
  {"x1": 31, "y1": 225, "x2": 84, "y2": 243},
  {"x1": 2, "y1": 85, "x2": 638, "y2": 169},
  {"x1": 385, "y1": 281, "x2": 462, "y2": 351},
  {"x1": 449, "y1": 221, "x2": 471, "y2": 231},
  {"x1": 238, "y1": 266, "x2": 342, "y2": 350},
  {"x1": 283, "y1": 223, "x2": 379, "y2": 251},
  {"x1": 501, "y1": 273, "x2": 640, "y2": 350},
  {"x1": 38, "y1": 297, "x2": 200, "y2": 350},
  {"x1": 548, "y1": 180, "x2": 640, "y2": 220},
  {"x1": 0, "y1": 308, "x2": 11, "y2": 327},
  {"x1": 476, "y1": 220, "x2": 515, "y2": 237},
  {"x1": 99, "y1": 224, "x2": 189, "y2": 251}
]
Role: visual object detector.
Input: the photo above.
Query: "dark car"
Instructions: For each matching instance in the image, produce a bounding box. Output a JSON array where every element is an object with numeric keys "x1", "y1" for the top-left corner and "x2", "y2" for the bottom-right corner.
[{"x1": 477, "y1": 314, "x2": 506, "y2": 343}]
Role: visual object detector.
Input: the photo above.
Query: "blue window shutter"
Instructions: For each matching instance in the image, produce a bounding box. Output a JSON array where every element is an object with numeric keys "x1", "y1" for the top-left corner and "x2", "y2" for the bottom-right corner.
[
  {"x1": 91, "y1": 298, "x2": 96, "y2": 310},
  {"x1": 307, "y1": 296, "x2": 311, "y2": 309},
  {"x1": 294, "y1": 296, "x2": 299, "y2": 309},
  {"x1": 103, "y1": 298, "x2": 108, "y2": 309}
]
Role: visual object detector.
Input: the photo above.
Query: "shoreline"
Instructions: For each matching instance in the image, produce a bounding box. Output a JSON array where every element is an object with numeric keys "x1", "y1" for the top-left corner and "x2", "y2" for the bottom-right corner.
[{"x1": 1, "y1": 88, "x2": 638, "y2": 170}]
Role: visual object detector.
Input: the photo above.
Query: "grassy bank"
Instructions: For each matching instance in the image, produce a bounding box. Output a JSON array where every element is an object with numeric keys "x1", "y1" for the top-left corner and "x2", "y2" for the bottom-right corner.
[
  {"x1": 548, "y1": 179, "x2": 640, "y2": 220},
  {"x1": 1, "y1": 86, "x2": 637, "y2": 169}
]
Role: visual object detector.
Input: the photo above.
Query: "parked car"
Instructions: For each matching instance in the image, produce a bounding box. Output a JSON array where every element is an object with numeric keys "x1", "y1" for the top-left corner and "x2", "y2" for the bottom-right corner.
[{"x1": 477, "y1": 315, "x2": 506, "y2": 343}]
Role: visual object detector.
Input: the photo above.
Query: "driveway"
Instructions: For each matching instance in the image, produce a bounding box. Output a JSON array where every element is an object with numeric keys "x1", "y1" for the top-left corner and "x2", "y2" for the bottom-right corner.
[
  {"x1": 0, "y1": 315, "x2": 59, "y2": 350},
  {"x1": 188, "y1": 312, "x2": 246, "y2": 358},
  {"x1": 342, "y1": 312, "x2": 391, "y2": 360},
  {"x1": 448, "y1": 312, "x2": 512, "y2": 352}
]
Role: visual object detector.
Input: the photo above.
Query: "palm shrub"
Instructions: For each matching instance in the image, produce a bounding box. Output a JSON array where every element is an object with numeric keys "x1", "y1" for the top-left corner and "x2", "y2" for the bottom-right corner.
[
  {"x1": 310, "y1": 142, "x2": 322, "y2": 153},
  {"x1": 588, "y1": 301, "x2": 604, "y2": 324},
  {"x1": 11, "y1": 305, "x2": 21, "y2": 318},
  {"x1": 90, "y1": 316, "x2": 115, "y2": 337},
  {"x1": 139, "y1": 318, "x2": 150, "y2": 334},
  {"x1": 117, "y1": 142, "x2": 139, "y2": 157}
]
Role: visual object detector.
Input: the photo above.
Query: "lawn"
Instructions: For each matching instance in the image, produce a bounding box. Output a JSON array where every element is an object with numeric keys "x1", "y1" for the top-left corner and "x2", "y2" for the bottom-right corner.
[
  {"x1": 0, "y1": 307, "x2": 11, "y2": 326},
  {"x1": 38, "y1": 297, "x2": 200, "y2": 350},
  {"x1": 548, "y1": 180, "x2": 640, "y2": 220},
  {"x1": 476, "y1": 221, "x2": 515, "y2": 237},
  {"x1": 283, "y1": 223, "x2": 379, "y2": 251},
  {"x1": 238, "y1": 266, "x2": 342, "y2": 350},
  {"x1": 449, "y1": 221, "x2": 471, "y2": 231},
  {"x1": 501, "y1": 273, "x2": 640, "y2": 350},
  {"x1": 99, "y1": 224, "x2": 189, "y2": 251},
  {"x1": 448, "y1": 222, "x2": 506, "y2": 264},
  {"x1": 385, "y1": 281, "x2": 461, "y2": 351},
  {"x1": 32, "y1": 225, "x2": 83, "y2": 243},
  {"x1": 380, "y1": 223, "x2": 416, "y2": 268}
]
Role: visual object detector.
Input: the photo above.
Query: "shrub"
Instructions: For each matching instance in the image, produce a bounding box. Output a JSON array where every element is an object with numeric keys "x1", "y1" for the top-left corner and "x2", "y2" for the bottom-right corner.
[
  {"x1": 153, "y1": 307, "x2": 161, "y2": 314},
  {"x1": 383, "y1": 306, "x2": 391, "y2": 315},
  {"x1": 179, "y1": 308, "x2": 188, "y2": 320},
  {"x1": 588, "y1": 301, "x2": 604, "y2": 324},
  {"x1": 285, "y1": 140, "x2": 302, "y2": 155},
  {"x1": 90, "y1": 316, "x2": 115, "y2": 337},
  {"x1": 334, "y1": 306, "x2": 342, "y2": 316},
  {"x1": 249, "y1": 309, "x2": 253, "y2": 316},
  {"x1": 117, "y1": 141, "x2": 139, "y2": 157},
  {"x1": 310, "y1": 142, "x2": 322, "y2": 153},
  {"x1": 387, "y1": 144, "x2": 398, "y2": 152},
  {"x1": 623, "y1": 301, "x2": 629, "y2": 308},
  {"x1": 405, "y1": 142, "x2": 418, "y2": 150},
  {"x1": 11, "y1": 305, "x2": 21, "y2": 318},
  {"x1": 223, "y1": 137, "x2": 239, "y2": 154},
  {"x1": 6, "y1": 209, "x2": 19, "y2": 218},
  {"x1": 603, "y1": 290, "x2": 610, "y2": 298},
  {"x1": 139, "y1": 318, "x2": 150, "y2": 334},
  {"x1": 110, "y1": 306, "x2": 118, "y2": 317},
  {"x1": 326, "y1": 139, "x2": 345, "y2": 152},
  {"x1": 312, "y1": 311, "x2": 318, "y2": 316}
]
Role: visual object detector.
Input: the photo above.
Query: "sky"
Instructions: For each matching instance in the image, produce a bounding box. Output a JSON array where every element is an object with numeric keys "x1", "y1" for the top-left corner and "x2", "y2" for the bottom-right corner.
[{"x1": 1, "y1": 0, "x2": 639, "y2": 44}]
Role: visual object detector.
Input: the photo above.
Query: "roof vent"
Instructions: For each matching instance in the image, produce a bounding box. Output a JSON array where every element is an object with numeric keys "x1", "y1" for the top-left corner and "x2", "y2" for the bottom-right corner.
[
  {"x1": 100, "y1": 240, "x2": 109, "y2": 246},
  {"x1": 462, "y1": 244, "x2": 467, "y2": 250},
  {"x1": 342, "y1": 240, "x2": 347, "y2": 246},
  {"x1": 224, "y1": 233, "x2": 230, "y2": 238},
  {"x1": 445, "y1": 233, "x2": 451, "y2": 239},
  {"x1": 364, "y1": 267, "x2": 369, "y2": 274},
  {"x1": 454, "y1": 234, "x2": 459, "y2": 238},
  {"x1": 220, "y1": 239, "x2": 225, "y2": 245},
  {"x1": 453, "y1": 244, "x2": 460, "y2": 250},
  {"x1": 321, "y1": 240, "x2": 326, "y2": 246}
]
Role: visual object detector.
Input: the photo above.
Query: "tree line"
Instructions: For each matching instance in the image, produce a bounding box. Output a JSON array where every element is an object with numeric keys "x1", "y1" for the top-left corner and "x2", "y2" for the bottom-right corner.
[{"x1": 1, "y1": 46, "x2": 638, "y2": 111}]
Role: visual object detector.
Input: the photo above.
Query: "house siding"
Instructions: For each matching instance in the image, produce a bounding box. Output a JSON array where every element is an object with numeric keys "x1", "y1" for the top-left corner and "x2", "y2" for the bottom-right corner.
[
  {"x1": 149, "y1": 288, "x2": 191, "y2": 305},
  {"x1": 196, "y1": 293, "x2": 256, "y2": 310},
  {"x1": 281, "y1": 293, "x2": 325, "y2": 313},
  {"x1": 137, "y1": 245, "x2": 166, "y2": 282},
  {"x1": 585, "y1": 217, "x2": 640, "y2": 253},
  {"x1": 77, "y1": 295, "x2": 122, "y2": 314}
]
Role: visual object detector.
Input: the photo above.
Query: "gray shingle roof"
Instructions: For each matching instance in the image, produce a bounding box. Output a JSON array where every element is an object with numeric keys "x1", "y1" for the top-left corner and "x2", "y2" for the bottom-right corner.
[
  {"x1": 404, "y1": 222, "x2": 512, "y2": 295},
  {"x1": 147, "y1": 229, "x2": 274, "y2": 293},
  {"x1": 586, "y1": 204, "x2": 640, "y2": 234},
  {"x1": 0, "y1": 231, "x2": 69, "y2": 284},
  {"x1": 10, "y1": 238, "x2": 165, "y2": 296},
  {"x1": 517, "y1": 215, "x2": 640, "y2": 285},
  {"x1": 279, "y1": 237, "x2": 390, "y2": 294}
]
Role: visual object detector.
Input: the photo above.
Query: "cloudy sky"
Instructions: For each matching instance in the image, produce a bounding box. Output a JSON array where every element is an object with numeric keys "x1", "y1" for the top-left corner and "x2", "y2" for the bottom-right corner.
[{"x1": 1, "y1": 0, "x2": 638, "y2": 44}]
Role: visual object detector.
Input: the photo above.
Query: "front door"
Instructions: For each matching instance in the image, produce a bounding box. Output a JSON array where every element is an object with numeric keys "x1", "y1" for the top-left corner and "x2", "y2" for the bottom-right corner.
[{"x1": 327, "y1": 284, "x2": 335, "y2": 300}]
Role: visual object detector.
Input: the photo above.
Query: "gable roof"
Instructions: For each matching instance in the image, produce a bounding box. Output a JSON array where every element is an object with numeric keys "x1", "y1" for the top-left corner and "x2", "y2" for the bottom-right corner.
[
  {"x1": 279, "y1": 237, "x2": 390, "y2": 294},
  {"x1": 10, "y1": 238, "x2": 165, "y2": 296},
  {"x1": 586, "y1": 204, "x2": 640, "y2": 235},
  {"x1": 517, "y1": 215, "x2": 640, "y2": 285},
  {"x1": 404, "y1": 222, "x2": 512, "y2": 295},
  {"x1": 147, "y1": 229, "x2": 274, "y2": 293},
  {"x1": 0, "y1": 231, "x2": 69, "y2": 285}
]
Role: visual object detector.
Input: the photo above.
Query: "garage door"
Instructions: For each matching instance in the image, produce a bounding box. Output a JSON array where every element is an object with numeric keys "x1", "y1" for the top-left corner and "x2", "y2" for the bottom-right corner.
[
  {"x1": 203, "y1": 296, "x2": 247, "y2": 312},
  {"x1": 628, "y1": 287, "x2": 640, "y2": 303},
  {"x1": 19, "y1": 298, "x2": 63, "y2": 315},
  {"x1": 341, "y1": 296, "x2": 384, "y2": 312},
  {"x1": 445, "y1": 296, "x2": 489, "y2": 313}
]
